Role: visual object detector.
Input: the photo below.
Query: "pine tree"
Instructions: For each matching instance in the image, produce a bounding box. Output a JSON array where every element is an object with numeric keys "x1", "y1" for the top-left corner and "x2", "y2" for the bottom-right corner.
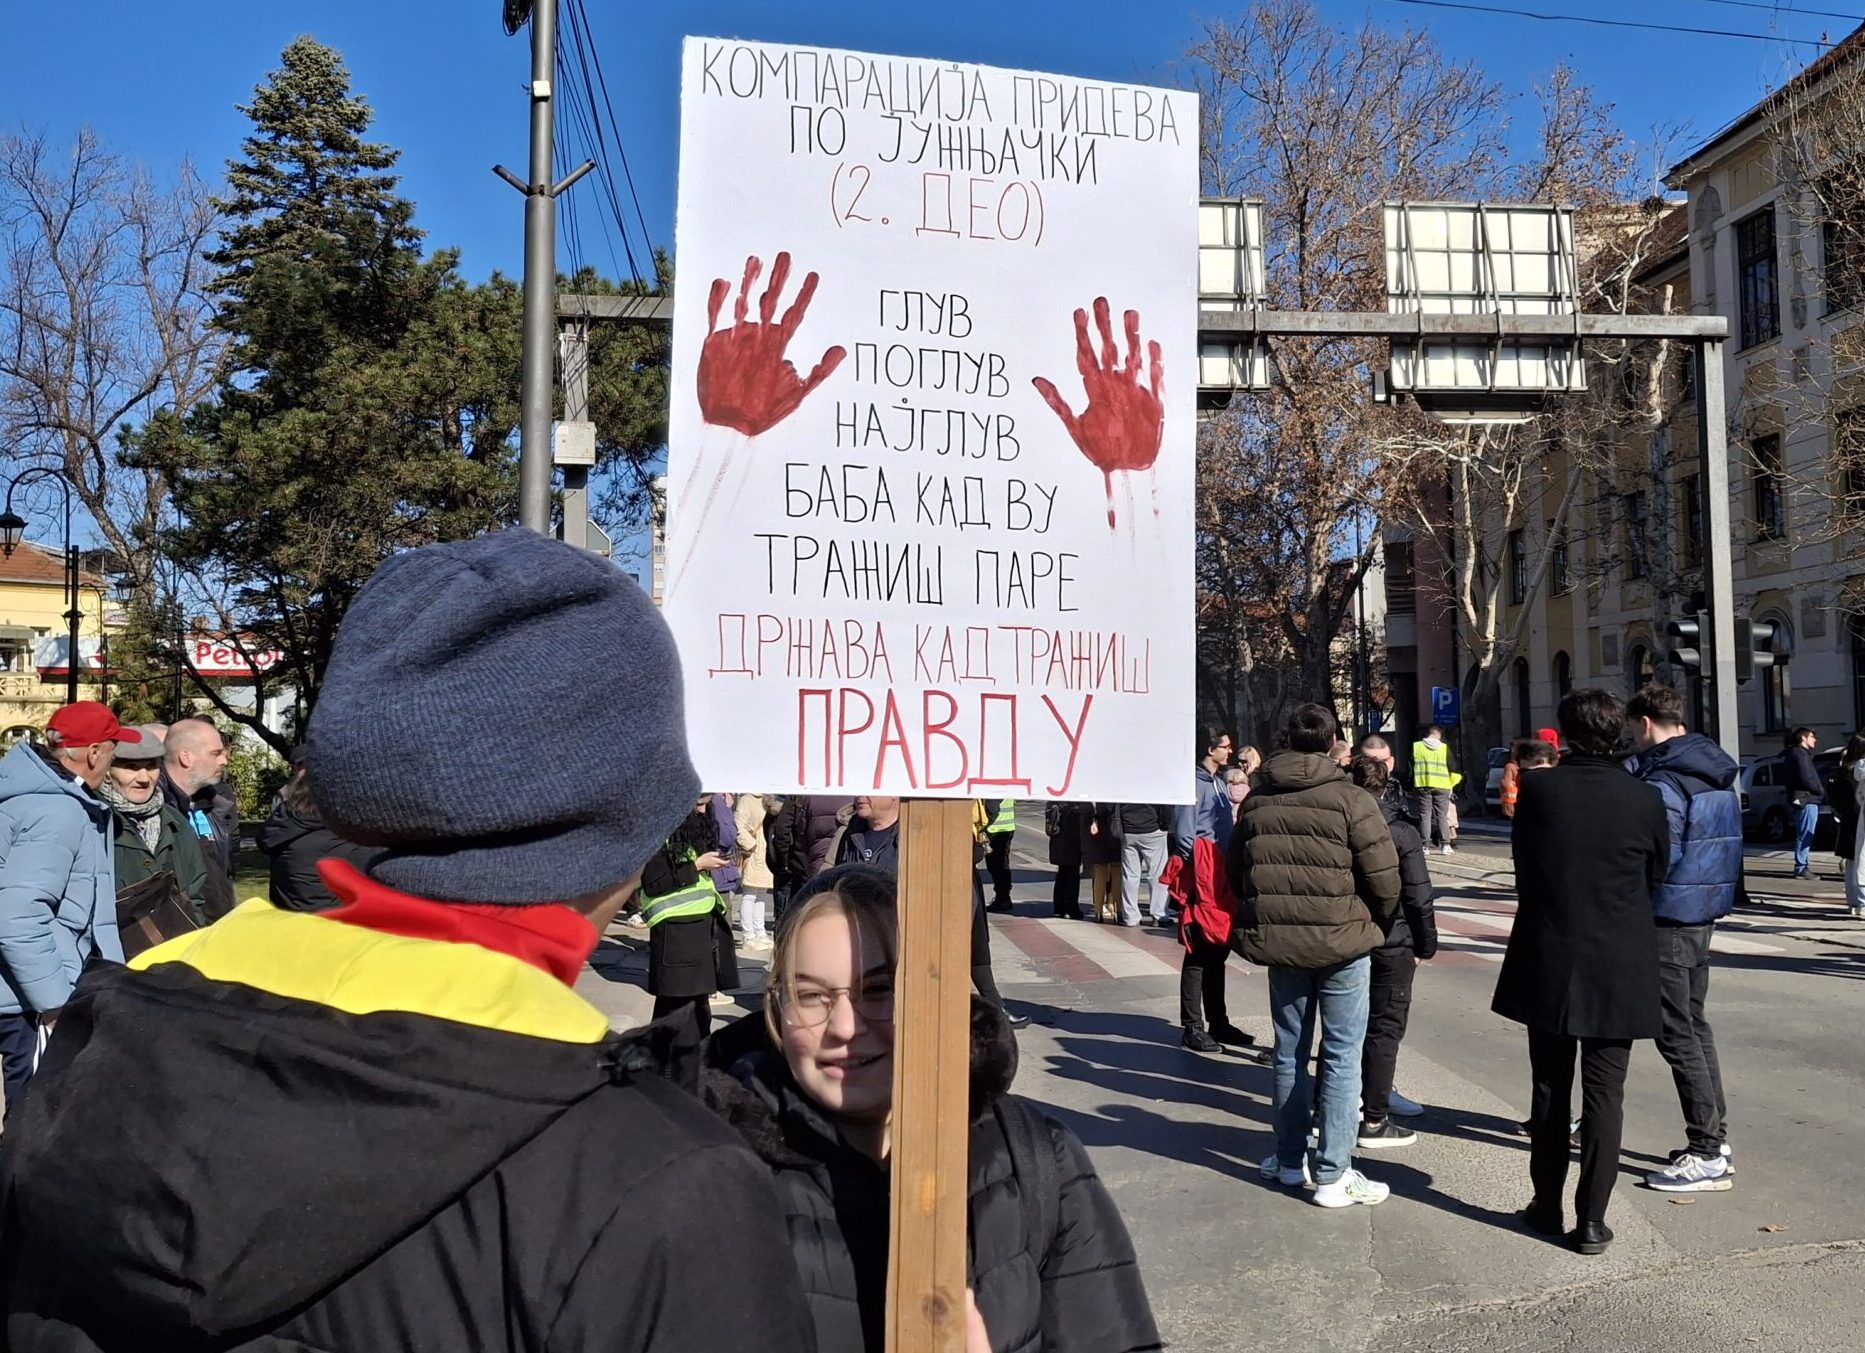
[{"x1": 130, "y1": 38, "x2": 515, "y2": 750}]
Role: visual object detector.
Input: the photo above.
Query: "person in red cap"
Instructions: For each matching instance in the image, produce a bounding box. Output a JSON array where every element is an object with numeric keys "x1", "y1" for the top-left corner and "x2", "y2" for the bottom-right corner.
[{"x1": 0, "y1": 703, "x2": 131, "y2": 1113}]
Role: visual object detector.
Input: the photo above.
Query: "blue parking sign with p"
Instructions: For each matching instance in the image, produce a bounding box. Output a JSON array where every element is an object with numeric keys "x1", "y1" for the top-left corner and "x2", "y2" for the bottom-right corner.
[{"x1": 1431, "y1": 686, "x2": 1460, "y2": 727}]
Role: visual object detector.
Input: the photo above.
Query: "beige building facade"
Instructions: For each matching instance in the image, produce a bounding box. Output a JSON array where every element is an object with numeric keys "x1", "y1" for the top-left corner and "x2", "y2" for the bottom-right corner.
[{"x1": 1461, "y1": 36, "x2": 1865, "y2": 756}]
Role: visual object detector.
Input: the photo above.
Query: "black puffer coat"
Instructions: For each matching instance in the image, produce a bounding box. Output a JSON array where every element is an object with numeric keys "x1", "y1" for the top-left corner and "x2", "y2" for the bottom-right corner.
[
  {"x1": 1377, "y1": 793, "x2": 1438, "y2": 958},
  {"x1": 701, "y1": 1001, "x2": 1161, "y2": 1353},
  {"x1": 257, "y1": 802, "x2": 381, "y2": 912}
]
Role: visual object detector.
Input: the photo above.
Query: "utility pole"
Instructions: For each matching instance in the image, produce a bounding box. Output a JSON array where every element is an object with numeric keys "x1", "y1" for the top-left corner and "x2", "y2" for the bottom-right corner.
[
  {"x1": 496, "y1": 0, "x2": 594, "y2": 534},
  {"x1": 560, "y1": 318, "x2": 590, "y2": 550}
]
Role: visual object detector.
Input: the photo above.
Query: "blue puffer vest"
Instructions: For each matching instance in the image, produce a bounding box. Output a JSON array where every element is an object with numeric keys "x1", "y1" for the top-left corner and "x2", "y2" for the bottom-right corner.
[{"x1": 1627, "y1": 732, "x2": 1743, "y2": 925}]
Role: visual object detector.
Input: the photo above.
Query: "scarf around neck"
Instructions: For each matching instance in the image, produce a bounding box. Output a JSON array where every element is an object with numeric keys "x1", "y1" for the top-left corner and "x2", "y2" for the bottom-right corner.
[{"x1": 100, "y1": 778, "x2": 165, "y2": 851}]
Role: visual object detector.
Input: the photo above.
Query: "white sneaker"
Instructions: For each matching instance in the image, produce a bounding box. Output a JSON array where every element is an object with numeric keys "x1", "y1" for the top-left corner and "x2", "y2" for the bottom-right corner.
[
  {"x1": 1259, "y1": 1153, "x2": 1314, "y2": 1188},
  {"x1": 1646, "y1": 1152, "x2": 1732, "y2": 1192},
  {"x1": 1386, "y1": 1090, "x2": 1425, "y2": 1118},
  {"x1": 1313, "y1": 1169, "x2": 1390, "y2": 1208},
  {"x1": 1441, "y1": 845, "x2": 1456, "y2": 856},
  {"x1": 709, "y1": 991, "x2": 737, "y2": 1008}
]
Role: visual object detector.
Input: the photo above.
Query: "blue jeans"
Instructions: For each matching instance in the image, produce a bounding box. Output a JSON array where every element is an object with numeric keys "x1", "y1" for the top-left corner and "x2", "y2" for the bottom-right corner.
[
  {"x1": 1268, "y1": 956, "x2": 1372, "y2": 1185},
  {"x1": 1794, "y1": 802, "x2": 1820, "y2": 874}
]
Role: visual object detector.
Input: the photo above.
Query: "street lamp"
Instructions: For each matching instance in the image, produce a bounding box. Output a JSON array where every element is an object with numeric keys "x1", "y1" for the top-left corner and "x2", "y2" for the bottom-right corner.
[{"x1": 0, "y1": 468, "x2": 83, "y2": 705}]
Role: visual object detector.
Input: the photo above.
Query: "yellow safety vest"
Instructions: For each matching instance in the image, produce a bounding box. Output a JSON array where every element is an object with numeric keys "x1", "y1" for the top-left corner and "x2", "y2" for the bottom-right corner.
[
  {"x1": 988, "y1": 798, "x2": 1017, "y2": 833},
  {"x1": 640, "y1": 872, "x2": 722, "y2": 927},
  {"x1": 1411, "y1": 740, "x2": 1454, "y2": 791}
]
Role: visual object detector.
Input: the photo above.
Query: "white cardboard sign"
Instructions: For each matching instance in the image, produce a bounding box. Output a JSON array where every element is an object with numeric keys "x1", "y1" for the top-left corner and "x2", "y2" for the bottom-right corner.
[{"x1": 664, "y1": 37, "x2": 1197, "y2": 801}]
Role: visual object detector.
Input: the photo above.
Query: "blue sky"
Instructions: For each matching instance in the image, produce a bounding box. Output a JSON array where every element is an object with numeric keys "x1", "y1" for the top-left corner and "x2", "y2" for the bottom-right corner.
[{"x1": 5, "y1": 1, "x2": 1850, "y2": 285}]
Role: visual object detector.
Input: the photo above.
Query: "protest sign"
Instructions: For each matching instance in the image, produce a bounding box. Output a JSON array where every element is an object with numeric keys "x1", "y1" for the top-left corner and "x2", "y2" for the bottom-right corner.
[{"x1": 665, "y1": 38, "x2": 1198, "y2": 802}]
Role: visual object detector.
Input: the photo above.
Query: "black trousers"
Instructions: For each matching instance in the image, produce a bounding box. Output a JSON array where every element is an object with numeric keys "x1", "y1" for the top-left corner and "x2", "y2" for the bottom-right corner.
[
  {"x1": 1655, "y1": 922, "x2": 1727, "y2": 1156},
  {"x1": 1361, "y1": 947, "x2": 1417, "y2": 1124},
  {"x1": 1527, "y1": 1030, "x2": 1632, "y2": 1226},
  {"x1": 1052, "y1": 862, "x2": 1082, "y2": 918},
  {"x1": 0, "y1": 1013, "x2": 38, "y2": 1122},
  {"x1": 651, "y1": 995, "x2": 710, "y2": 1088},
  {"x1": 971, "y1": 872, "x2": 1006, "y2": 1009},
  {"x1": 1178, "y1": 936, "x2": 1229, "y2": 1031},
  {"x1": 986, "y1": 833, "x2": 1014, "y2": 907}
]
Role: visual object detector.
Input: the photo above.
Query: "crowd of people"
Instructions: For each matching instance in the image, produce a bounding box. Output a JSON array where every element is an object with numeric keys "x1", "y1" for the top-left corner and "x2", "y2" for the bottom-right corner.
[
  {"x1": 0, "y1": 529, "x2": 1158, "y2": 1352},
  {"x1": 3, "y1": 523, "x2": 1863, "y2": 1343}
]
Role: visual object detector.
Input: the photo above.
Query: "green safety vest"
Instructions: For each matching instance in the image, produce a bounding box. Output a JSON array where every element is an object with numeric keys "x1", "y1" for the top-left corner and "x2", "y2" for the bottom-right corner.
[
  {"x1": 640, "y1": 872, "x2": 722, "y2": 927},
  {"x1": 1411, "y1": 740, "x2": 1454, "y2": 791},
  {"x1": 988, "y1": 798, "x2": 1017, "y2": 833}
]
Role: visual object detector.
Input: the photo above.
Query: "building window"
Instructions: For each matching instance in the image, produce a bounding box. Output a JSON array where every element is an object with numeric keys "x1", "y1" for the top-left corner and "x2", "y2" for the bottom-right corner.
[
  {"x1": 1677, "y1": 347, "x2": 1696, "y2": 405},
  {"x1": 1513, "y1": 656, "x2": 1532, "y2": 738},
  {"x1": 1385, "y1": 540, "x2": 1415, "y2": 615},
  {"x1": 1838, "y1": 409, "x2": 1865, "y2": 525},
  {"x1": 1553, "y1": 651, "x2": 1573, "y2": 700},
  {"x1": 1752, "y1": 434, "x2": 1786, "y2": 540},
  {"x1": 1550, "y1": 520, "x2": 1571, "y2": 594},
  {"x1": 1758, "y1": 614, "x2": 1793, "y2": 734},
  {"x1": 1824, "y1": 204, "x2": 1865, "y2": 313},
  {"x1": 1508, "y1": 529, "x2": 1527, "y2": 605},
  {"x1": 1622, "y1": 492, "x2": 1649, "y2": 580},
  {"x1": 1628, "y1": 643, "x2": 1655, "y2": 697},
  {"x1": 1736, "y1": 207, "x2": 1780, "y2": 350},
  {"x1": 1681, "y1": 473, "x2": 1704, "y2": 568}
]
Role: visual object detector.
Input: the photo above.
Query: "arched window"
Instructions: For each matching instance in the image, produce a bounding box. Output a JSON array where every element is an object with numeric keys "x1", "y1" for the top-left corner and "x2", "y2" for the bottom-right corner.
[
  {"x1": 1628, "y1": 643, "x2": 1655, "y2": 696},
  {"x1": 1758, "y1": 612, "x2": 1793, "y2": 734},
  {"x1": 1554, "y1": 651, "x2": 1573, "y2": 700},
  {"x1": 1513, "y1": 657, "x2": 1533, "y2": 737}
]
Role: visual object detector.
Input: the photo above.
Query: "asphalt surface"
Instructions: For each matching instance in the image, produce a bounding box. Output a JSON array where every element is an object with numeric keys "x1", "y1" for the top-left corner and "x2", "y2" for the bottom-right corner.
[{"x1": 580, "y1": 810, "x2": 1865, "y2": 1352}]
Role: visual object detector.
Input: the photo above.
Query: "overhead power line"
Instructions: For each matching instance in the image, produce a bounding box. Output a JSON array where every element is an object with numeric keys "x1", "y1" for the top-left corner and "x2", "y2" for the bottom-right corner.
[
  {"x1": 1692, "y1": 0, "x2": 1864, "y2": 23},
  {"x1": 1382, "y1": 0, "x2": 1838, "y2": 44},
  {"x1": 548, "y1": 0, "x2": 657, "y2": 287}
]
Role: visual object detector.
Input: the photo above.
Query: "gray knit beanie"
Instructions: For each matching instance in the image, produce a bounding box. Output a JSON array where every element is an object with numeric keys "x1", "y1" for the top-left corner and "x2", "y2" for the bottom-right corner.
[{"x1": 305, "y1": 528, "x2": 699, "y2": 905}]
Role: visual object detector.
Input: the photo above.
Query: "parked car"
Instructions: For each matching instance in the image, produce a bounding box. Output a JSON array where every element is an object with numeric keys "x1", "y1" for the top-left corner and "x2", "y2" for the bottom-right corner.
[
  {"x1": 1483, "y1": 746, "x2": 1509, "y2": 812},
  {"x1": 1739, "y1": 748, "x2": 1841, "y2": 846}
]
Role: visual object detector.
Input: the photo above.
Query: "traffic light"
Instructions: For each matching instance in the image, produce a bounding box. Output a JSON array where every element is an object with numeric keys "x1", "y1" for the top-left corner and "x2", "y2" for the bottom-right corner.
[
  {"x1": 1737, "y1": 618, "x2": 1782, "y2": 683},
  {"x1": 1665, "y1": 611, "x2": 1710, "y2": 671}
]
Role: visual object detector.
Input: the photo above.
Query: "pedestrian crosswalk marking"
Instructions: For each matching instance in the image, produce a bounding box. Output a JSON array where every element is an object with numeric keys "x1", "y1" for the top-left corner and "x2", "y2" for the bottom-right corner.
[{"x1": 1034, "y1": 918, "x2": 1180, "y2": 979}]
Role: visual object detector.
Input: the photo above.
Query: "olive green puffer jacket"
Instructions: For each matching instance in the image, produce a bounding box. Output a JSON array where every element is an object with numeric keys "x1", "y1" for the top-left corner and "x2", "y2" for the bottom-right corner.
[{"x1": 1227, "y1": 751, "x2": 1402, "y2": 969}]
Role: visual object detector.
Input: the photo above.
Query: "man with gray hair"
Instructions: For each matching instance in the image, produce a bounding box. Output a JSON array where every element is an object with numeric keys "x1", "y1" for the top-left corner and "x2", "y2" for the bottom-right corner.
[
  {"x1": 160, "y1": 717, "x2": 237, "y2": 920},
  {"x1": 0, "y1": 703, "x2": 130, "y2": 1112}
]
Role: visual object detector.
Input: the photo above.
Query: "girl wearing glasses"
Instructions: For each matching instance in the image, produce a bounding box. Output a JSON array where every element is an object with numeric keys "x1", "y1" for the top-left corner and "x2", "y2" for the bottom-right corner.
[{"x1": 702, "y1": 864, "x2": 1160, "y2": 1353}]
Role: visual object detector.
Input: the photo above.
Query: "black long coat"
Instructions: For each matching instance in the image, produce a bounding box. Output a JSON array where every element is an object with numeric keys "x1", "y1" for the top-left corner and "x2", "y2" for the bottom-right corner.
[{"x1": 1492, "y1": 755, "x2": 1670, "y2": 1039}]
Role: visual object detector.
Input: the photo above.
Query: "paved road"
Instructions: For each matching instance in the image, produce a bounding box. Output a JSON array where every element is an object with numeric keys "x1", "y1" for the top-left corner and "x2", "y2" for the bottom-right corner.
[{"x1": 580, "y1": 810, "x2": 1865, "y2": 1353}]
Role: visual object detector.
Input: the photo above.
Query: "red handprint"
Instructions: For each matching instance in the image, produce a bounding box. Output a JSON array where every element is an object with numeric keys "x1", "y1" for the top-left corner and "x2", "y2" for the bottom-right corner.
[
  {"x1": 697, "y1": 252, "x2": 846, "y2": 435},
  {"x1": 1031, "y1": 297, "x2": 1165, "y2": 529}
]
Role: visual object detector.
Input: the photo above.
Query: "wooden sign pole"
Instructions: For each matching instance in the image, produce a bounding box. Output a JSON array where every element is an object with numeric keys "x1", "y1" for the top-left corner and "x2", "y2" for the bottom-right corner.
[{"x1": 886, "y1": 797, "x2": 978, "y2": 1353}]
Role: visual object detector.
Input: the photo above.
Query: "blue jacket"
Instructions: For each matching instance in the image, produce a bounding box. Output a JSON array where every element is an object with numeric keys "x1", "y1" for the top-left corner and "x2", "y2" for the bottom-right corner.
[
  {"x1": 1173, "y1": 764, "x2": 1233, "y2": 858},
  {"x1": 0, "y1": 741, "x2": 122, "y2": 1015},
  {"x1": 1625, "y1": 733, "x2": 1743, "y2": 925}
]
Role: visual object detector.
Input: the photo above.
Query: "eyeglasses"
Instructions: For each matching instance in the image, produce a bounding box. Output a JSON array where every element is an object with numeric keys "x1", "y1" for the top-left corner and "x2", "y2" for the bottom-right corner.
[{"x1": 779, "y1": 979, "x2": 896, "y2": 1027}]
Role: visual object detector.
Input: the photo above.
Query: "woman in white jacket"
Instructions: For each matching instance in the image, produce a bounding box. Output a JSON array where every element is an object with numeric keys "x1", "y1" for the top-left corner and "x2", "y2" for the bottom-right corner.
[{"x1": 736, "y1": 793, "x2": 780, "y2": 948}]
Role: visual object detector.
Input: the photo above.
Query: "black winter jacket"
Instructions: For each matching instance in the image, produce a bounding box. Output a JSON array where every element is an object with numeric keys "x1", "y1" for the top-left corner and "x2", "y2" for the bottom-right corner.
[
  {"x1": 0, "y1": 900, "x2": 812, "y2": 1352},
  {"x1": 256, "y1": 802, "x2": 381, "y2": 911},
  {"x1": 159, "y1": 774, "x2": 238, "y2": 920},
  {"x1": 1785, "y1": 744, "x2": 1826, "y2": 803},
  {"x1": 1377, "y1": 795, "x2": 1438, "y2": 958},
  {"x1": 701, "y1": 1001, "x2": 1161, "y2": 1353},
  {"x1": 787, "y1": 795, "x2": 856, "y2": 880},
  {"x1": 1493, "y1": 755, "x2": 1669, "y2": 1039}
]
